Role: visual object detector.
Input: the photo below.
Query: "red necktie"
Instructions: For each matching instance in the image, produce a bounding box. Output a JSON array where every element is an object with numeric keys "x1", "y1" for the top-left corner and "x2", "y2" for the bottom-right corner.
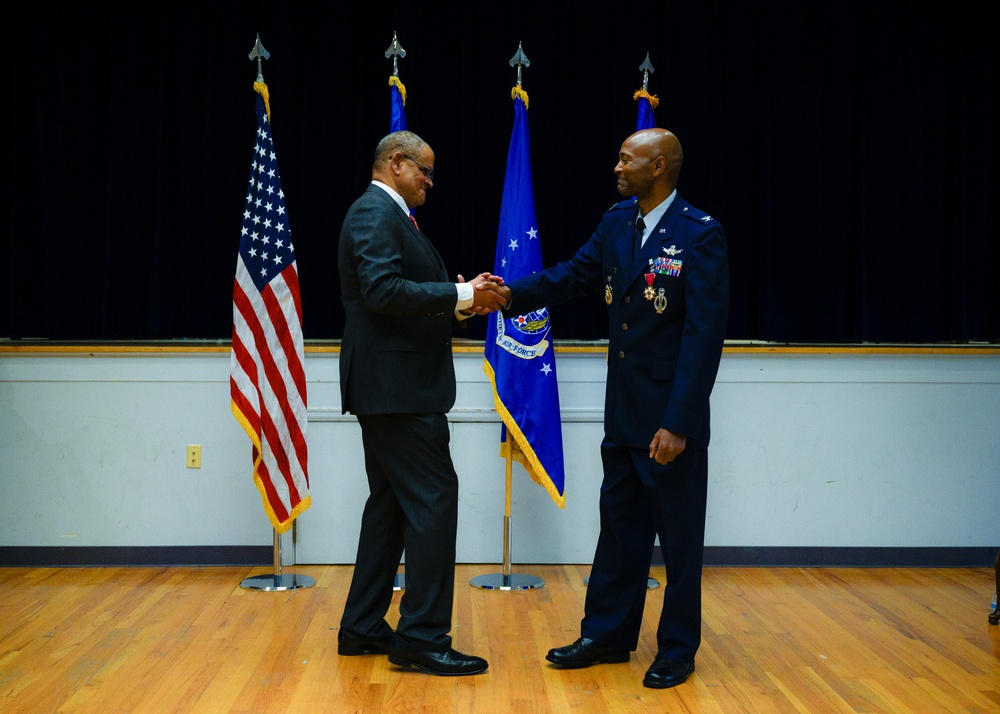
[{"x1": 410, "y1": 214, "x2": 419, "y2": 231}]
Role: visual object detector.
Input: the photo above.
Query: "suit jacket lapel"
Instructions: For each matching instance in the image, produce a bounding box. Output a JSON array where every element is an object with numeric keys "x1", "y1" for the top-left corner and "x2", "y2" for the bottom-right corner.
[
  {"x1": 369, "y1": 185, "x2": 448, "y2": 278},
  {"x1": 404, "y1": 212, "x2": 447, "y2": 277}
]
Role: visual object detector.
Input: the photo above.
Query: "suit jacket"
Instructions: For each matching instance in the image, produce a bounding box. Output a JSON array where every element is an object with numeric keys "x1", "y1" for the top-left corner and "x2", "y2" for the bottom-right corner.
[
  {"x1": 509, "y1": 193, "x2": 729, "y2": 449},
  {"x1": 339, "y1": 184, "x2": 459, "y2": 415}
]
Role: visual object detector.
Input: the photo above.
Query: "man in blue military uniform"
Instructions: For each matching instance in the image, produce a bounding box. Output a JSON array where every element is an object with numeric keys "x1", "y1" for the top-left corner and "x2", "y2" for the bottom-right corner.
[{"x1": 487, "y1": 127, "x2": 729, "y2": 688}]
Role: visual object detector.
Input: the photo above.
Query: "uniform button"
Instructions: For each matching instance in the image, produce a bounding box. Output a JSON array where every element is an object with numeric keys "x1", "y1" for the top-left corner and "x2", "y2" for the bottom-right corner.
[
  {"x1": 624, "y1": 296, "x2": 631, "y2": 303},
  {"x1": 621, "y1": 323, "x2": 628, "y2": 331},
  {"x1": 618, "y1": 351, "x2": 625, "y2": 359}
]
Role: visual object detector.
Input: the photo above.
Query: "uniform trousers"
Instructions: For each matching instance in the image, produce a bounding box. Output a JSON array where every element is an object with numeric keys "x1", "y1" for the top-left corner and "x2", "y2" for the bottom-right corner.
[{"x1": 582, "y1": 437, "x2": 709, "y2": 661}]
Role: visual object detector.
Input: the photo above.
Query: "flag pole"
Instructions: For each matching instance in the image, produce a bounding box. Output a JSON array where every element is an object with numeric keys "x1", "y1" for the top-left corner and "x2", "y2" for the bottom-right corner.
[
  {"x1": 385, "y1": 31, "x2": 409, "y2": 590},
  {"x1": 233, "y1": 35, "x2": 314, "y2": 592},
  {"x1": 502, "y1": 431, "x2": 514, "y2": 579},
  {"x1": 471, "y1": 431, "x2": 544, "y2": 590},
  {"x1": 470, "y1": 42, "x2": 550, "y2": 592}
]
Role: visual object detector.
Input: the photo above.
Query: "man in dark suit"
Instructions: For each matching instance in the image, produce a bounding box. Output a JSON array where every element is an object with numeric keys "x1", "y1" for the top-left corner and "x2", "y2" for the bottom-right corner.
[
  {"x1": 487, "y1": 128, "x2": 729, "y2": 688},
  {"x1": 337, "y1": 130, "x2": 506, "y2": 676}
]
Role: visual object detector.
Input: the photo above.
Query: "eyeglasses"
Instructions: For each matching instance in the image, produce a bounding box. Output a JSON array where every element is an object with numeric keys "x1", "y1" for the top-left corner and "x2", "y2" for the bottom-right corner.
[{"x1": 402, "y1": 155, "x2": 435, "y2": 181}]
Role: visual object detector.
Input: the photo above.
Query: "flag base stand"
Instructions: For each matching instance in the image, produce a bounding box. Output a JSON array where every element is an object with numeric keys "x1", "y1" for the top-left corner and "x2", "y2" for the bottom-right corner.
[
  {"x1": 470, "y1": 572, "x2": 544, "y2": 590},
  {"x1": 470, "y1": 512, "x2": 544, "y2": 590},
  {"x1": 241, "y1": 528, "x2": 315, "y2": 591},
  {"x1": 240, "y1": 573, "x2": 316, "y2": 591}
]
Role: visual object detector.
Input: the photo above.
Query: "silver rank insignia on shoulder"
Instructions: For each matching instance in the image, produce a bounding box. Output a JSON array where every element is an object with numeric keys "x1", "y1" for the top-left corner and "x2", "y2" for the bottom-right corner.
[
  {"x1": 700, "y1": 215, "x2": 713, "y2": 222},
  {"x1": 664, "y1": 245, "x2": 683, "y2": 256}
]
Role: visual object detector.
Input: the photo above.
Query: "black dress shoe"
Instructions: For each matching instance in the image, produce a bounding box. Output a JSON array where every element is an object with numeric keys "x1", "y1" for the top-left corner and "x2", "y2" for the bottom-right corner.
[
  {"x1": 388, "y1": 639, "x2": 488, "y2": 676},
  {"x1": 545, "y1": 637, "x2": 630, "y2": 668},
  {"x1": 643, "y1": 657, "x2": 695, "y2": 689},
  {"x1": 337, "y1": 628, "x2": 393, "y2": 656}
]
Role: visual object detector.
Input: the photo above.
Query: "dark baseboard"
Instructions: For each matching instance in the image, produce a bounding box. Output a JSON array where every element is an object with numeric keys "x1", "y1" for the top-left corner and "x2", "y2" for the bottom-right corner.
[
  {"x1": 1, "y1": 545, "x2": 996, "y2": 568},
  {"x1": 0, "y1": 546, "x2": 272, "y2": 567},
  {"x1": 691, "y1": 546, "x2": 998, "y2": 568}
]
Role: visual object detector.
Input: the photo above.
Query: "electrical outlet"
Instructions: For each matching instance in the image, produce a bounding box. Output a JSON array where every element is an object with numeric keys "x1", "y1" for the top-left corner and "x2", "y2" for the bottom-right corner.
[{"x1": 187, "y1": 444, "x2": 202, "y2": 469}]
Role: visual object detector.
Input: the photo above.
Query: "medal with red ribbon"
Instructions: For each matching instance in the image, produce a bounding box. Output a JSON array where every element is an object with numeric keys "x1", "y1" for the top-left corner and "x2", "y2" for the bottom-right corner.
[{"x1": 643, "y1": 272, "x2": 656, "y2": 301}]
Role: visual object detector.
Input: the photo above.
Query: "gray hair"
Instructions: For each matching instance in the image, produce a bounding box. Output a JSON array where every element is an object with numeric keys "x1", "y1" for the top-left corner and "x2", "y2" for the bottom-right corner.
[{"x1": 373, "y1": 131, "x2": 429, "y2": 170}]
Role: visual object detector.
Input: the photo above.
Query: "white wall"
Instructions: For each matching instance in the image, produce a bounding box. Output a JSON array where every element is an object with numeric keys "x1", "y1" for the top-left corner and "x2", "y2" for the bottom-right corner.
[{"x1": 1, "y1": 346, "x2": 997, "y2": 563}]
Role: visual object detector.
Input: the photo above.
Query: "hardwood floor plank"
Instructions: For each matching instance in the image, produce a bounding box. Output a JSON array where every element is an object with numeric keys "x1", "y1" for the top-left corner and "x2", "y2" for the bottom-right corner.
[{"x1": 1, "y1": 565, "x2": 997, "y2": 713}]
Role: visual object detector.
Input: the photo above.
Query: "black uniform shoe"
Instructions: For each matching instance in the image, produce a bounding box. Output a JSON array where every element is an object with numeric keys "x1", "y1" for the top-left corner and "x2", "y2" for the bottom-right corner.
[
  {"x1": 643, "y1": 657, "x2": 695, "y2": 689},
  {"x1": 545, "y1": 637, "x2": 630, "y2": 668},
  {"x1": 388, "y1": 636, "x2": 488, "y2": 676},
  {"x1": 337, "y1": 628, "x2": 393, "y2": 656}
]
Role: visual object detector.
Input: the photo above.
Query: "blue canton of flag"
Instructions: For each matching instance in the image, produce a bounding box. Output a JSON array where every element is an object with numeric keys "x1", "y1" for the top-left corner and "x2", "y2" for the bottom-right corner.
[
  {"x1": 240, "y1": 104, "x2": 296, "y2": 290},
  {"x1": 230, "y1": 84, "x2": 310, "y2": 534},
  {"x1": 484, "y1": 89, "x2": 566, "y2": 508}
]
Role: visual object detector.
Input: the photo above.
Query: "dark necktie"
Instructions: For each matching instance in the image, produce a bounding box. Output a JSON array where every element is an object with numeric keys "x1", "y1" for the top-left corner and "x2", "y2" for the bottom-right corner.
[{"x1": 632, "y1": 215, "x2": 645, "y2": 260}]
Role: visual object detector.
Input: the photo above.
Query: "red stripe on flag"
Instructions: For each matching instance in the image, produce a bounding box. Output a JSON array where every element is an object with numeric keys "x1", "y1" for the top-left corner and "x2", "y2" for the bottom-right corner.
[
  {"x1": 255, "y1": 457, "x2": 290, "y2": 524},
  {"x1": 260, "y1": 279, "x2": 308, "y2": 454},
  {"x1": 231, "y1": 267, "x2": 308, "y2": 529},
  {"x1": 233, "y1": 275, "x2": 308, "y2": 500}
]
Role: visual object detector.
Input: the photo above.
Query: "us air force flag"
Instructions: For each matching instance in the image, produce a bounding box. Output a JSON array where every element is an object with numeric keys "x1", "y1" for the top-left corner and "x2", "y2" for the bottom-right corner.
[{"x1": 484, "y1": 88, "x2": 566, "y2": 508}]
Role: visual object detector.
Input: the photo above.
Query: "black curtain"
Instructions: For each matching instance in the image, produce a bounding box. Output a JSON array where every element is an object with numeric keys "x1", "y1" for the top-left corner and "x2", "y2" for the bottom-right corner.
[{"x1": 7, "y1": 1, "x2": 999, "y2": 343}]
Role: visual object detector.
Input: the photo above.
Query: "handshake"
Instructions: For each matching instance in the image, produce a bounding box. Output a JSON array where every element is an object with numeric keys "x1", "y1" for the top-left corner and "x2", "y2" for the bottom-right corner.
[{"x1": 459, "y1": 272, "x2": 513, "y2": 315}]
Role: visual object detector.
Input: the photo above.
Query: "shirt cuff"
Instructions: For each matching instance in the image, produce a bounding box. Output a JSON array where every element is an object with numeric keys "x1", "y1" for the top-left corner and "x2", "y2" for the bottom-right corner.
[{"x1": 455, "y1": 282, "x2": 474, "y2": 310}]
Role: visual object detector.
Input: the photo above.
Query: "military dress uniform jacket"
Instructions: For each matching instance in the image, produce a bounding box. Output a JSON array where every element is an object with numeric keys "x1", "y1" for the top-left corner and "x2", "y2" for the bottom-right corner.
[
  {"x1": 508, "y1": 194, "x2": 729, "y2": 450},
  {"x1": 338, "y1": 184, "x2": 460, "y2": 416}
]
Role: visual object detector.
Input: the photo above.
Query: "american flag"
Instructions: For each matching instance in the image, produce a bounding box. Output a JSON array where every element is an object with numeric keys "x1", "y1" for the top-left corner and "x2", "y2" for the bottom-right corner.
[{"x1": 230, "y1": 83, "x2": 310, "y2": 534}]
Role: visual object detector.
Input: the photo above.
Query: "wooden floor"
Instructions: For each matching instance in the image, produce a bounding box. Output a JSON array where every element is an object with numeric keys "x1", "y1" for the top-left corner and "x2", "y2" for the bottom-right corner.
[{"x1": 0, "y1": 565, "x2": 997, "y2": 713}]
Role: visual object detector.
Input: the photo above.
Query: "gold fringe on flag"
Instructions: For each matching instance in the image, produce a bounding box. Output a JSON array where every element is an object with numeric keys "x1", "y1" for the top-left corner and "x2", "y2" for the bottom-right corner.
[
  {"x1": 254, "y1": 81, "x2": 271, "y2": 121},
  {"x1": 511, "y1": 85, "x2": 530, "y2": 109},
  {"x1": 633, "y1": 88, "x2": 659, "y2": 110},
  {"x1": 389, "y1": 75, "x2": 407, "y2": 105},
  {"x1": 483, "y1": 359, "x2": 566, "y2": 509}
]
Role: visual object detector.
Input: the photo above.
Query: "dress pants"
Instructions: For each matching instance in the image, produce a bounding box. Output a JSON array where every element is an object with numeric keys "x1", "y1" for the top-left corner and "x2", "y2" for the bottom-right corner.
[
  {"x1": 582, "y1": 437, "x2": 709, "y2": 661},
  {"x1": 340, "y1": 412, "x2": 459, "y2": 651}
]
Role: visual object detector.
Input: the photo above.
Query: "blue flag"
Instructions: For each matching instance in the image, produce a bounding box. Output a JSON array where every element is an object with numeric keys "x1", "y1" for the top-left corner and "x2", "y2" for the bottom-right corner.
[
  {"x1": 388, "y1": 76, "x2": 414, "y2": 219},
  {"x1": 484, "y1": 88, "x2": 566, "y2": 508},
  {"x1": 389, "y1": 76, "x2": 408, "y2": 132},
  {"x1": 634, "y1": 88, "x2": 658, "y2": 130}
]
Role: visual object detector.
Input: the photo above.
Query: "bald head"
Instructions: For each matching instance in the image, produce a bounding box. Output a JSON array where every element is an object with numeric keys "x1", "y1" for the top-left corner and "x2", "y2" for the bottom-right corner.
[
  {"x1": 630, "y1": 128, "x2": 683, "y2": 187},
  {"x1": 615, "y1": 128, "x2": 684, "y2": 213}
]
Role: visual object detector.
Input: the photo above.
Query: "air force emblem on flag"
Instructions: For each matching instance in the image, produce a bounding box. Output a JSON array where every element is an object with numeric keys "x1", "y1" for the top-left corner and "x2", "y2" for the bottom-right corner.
[{"x1": 495, "y1": 308, "x2": 551, "y2": 358}]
